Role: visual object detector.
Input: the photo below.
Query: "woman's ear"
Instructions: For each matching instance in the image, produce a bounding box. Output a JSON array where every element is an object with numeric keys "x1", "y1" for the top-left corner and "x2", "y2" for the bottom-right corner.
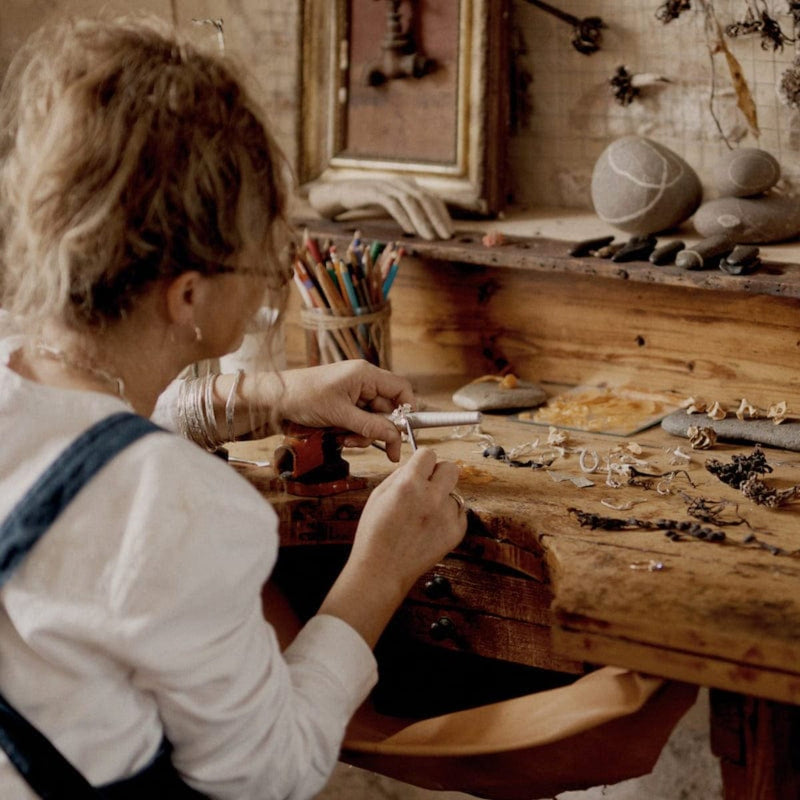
[{"x1": 164, "y1": 271, "x2": 203, "y2": 327}]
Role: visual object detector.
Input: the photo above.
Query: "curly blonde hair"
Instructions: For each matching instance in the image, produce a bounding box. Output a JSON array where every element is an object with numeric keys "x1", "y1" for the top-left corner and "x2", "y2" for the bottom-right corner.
[{"x1": 0, "y1": 14, "x2": 292, "y2": 328}]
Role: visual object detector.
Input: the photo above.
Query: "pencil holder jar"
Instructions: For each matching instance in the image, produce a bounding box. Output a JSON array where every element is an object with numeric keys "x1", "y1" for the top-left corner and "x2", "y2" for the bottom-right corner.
[{"x1": 300, "y1": 301, "x2": 392, "y2": 370}]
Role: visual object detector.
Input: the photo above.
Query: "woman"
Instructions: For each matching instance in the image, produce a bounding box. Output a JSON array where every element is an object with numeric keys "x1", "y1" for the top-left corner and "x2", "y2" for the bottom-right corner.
[{"x1": 0, "y1": 14, "x2": 467, "y2": 799}]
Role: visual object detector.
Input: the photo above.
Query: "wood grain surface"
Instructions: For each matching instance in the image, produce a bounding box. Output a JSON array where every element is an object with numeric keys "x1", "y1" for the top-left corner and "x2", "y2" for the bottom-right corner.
[{"x1": 232, "y1": 386, "x2": 800, "y2": 704}]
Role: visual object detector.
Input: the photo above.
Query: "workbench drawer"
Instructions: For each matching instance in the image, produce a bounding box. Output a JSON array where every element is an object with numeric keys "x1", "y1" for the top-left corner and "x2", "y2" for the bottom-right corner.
[
  {"x1": 407, "y1": 556, "x2": 553, "y2": 626},
  {"x1": 388, "y1": 601, "x2": 582, "y2": 673}
]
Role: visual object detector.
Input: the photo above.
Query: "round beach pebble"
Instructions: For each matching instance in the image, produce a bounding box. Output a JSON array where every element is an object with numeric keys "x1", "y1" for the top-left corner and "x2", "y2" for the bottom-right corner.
[
  {"x1": 693, "y1": 193, "x2": 800, "y2": 243},
  {"x1": 713, "y1": 147, "x2": 780, "y2": 197},
  {"x1": 591, "y1": 136, "x2": 702, "y2": 235},
  {"x1": 452, "y1": 379, "x2": 547, "y2": 412}
]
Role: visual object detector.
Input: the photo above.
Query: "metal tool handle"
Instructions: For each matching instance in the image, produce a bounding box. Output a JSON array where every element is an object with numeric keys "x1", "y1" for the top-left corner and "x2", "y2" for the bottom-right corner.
[{"x1": 389, "y1": 411, "x2": 482, "y2": 430}]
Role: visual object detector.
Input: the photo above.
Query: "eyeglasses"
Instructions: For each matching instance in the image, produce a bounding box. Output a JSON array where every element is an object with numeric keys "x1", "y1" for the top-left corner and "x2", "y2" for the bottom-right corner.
[{"x1": 205, "y1": 261, "x2": 294, "y2": 291}]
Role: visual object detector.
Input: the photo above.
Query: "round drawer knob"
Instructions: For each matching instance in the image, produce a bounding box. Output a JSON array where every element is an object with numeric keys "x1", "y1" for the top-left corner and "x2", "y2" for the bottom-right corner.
[
  {"x1": 429, "y1": 616, "x2": 457, "y2": 642},
  {"x1": 423, "y1": 574, "x2": 452, "y2": 599}
]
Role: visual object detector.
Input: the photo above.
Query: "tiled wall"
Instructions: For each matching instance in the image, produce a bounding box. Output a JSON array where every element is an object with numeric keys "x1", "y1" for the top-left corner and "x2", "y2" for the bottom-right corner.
[
  {"x1": 510, "y1": 0, "x2": 800, "y2": 209},
  {"x1": 1, "y1": 0, "x2": 300, "y2": 166},
  {"x1": 5, "y1": 1, "x2": 797, "y2": 213}
]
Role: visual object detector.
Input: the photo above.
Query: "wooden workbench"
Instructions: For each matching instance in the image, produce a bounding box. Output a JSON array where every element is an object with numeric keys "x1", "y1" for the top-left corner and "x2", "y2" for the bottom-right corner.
[{"x1": 233, "y1": 210, "x2": 800, "y2": 799}]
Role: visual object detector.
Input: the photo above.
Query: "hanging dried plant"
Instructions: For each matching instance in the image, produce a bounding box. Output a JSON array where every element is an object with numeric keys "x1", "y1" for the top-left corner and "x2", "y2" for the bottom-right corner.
[
  {"x1": 698, "y1": 0, "x2": 759, "y2": 142},
  {"x1": 726, "y1": 4, "x2": 793, "y2": 51},
  {"x1": 779, "y1": 56, "x2": 800, "y2": 109},
  {"x1": 790, "y1": 1, "x2": 800, "y2": 29},
  {"x1": 610, "y1": 66, "x2": 639, "y2": 105},
  {"x1": 725, "y1": 7, "x2": 762, "y2": 38},
  {"x1": 656, "y1": 0, "x2": 692, "y2": 23}
]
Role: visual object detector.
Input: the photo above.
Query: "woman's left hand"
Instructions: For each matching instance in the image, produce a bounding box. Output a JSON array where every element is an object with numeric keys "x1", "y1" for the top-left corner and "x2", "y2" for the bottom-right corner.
[{"x1": 256, "y1": 360, "x2": 415, "y2": 461}]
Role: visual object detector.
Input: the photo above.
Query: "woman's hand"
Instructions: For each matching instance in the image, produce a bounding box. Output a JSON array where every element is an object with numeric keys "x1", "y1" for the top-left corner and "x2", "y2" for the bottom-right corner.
[
  {"x1": 318, "y1": 448, "x2": 467, "y2": 647},
  {"x1": 255, "y1": 360, "x2": 416, "y2": 461}
]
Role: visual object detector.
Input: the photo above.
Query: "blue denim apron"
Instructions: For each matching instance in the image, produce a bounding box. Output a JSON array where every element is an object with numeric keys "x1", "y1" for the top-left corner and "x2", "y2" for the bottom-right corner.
[{"x1": 0, "y1": 412, "x2": 207, "y2": 799}]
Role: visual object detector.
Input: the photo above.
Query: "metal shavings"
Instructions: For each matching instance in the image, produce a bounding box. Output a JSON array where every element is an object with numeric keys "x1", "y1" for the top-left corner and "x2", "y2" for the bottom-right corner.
[
  {"x1": 548, "y1": 471, "x2": 594, "y2": 488},
  {"x1": 600, "y1": 498, "x2": 647, "y2": 511},
  {"x1": 629, "y1": 559, "x2": 665, "y2": 571},
  {"x1": 626, "y1": 466, "x2": 695, "y2": 492},
  {"x1": 667, "y1": 446, "x2": 692, "y2": 464},
  {"x1": 482, "y1": 441, "x2": 556, "y2": 470},
  {"x1": 579, "y1": 449, "x2": 600, "y2": 473},
  {"x1": 390, "y1": 403, "x2": 413, "y2": 424},
  {"x1": 389, "y1": 404, "x2": 415, "y2": 448},
  {"x1": 445, "y1": 425, "x2": 485, "y2": 441}
]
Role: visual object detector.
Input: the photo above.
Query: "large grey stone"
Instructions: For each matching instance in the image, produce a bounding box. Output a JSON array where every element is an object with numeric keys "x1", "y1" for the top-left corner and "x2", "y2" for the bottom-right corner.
[
  {"x1": 591, "y1": 136, "x2": 702, "y2": 235},
  {"x1": 662, "y1": 409, "x2": 800, "y2": 451},
  {"x1": 692, "y1": 193, "x2": 800, "y2": 243},
  {"x1": 713, "y1": 147, "x2": 780, "y2": 197}
]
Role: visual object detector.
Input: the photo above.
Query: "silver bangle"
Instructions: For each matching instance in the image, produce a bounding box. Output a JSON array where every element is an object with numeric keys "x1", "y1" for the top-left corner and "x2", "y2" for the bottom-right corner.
[
  {"x1": 225, "y1": 370, "x2": 244, "y2": 443},
  {"x1": 178, "y1": 375, "x2": 226, "y2": 451}
]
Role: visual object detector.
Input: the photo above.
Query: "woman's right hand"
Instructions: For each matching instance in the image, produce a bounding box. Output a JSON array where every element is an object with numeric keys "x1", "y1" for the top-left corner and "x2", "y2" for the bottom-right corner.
[{"x1": 318, "y1": 448, "x2": 467, "y2": 648}]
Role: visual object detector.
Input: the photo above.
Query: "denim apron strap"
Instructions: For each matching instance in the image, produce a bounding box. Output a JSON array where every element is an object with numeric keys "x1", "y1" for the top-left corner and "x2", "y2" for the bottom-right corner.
[
  {"x1": 0, "y1": 412, "x2": 162, "y2": 589},
  {"x1": 0, "y1": 412, "x2": 207, "y2": 799}
]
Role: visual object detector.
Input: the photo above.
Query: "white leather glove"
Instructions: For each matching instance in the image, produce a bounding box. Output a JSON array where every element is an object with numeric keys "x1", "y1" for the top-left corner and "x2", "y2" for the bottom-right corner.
[{"x1": 306, "y1": 178, "x2": 453, "y2": 240}]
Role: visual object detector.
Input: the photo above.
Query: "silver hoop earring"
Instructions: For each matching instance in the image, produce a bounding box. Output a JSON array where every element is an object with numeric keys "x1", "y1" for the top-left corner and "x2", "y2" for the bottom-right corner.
[{"x1": 194, "y1": 326, "x2": 203, "y2": 343}]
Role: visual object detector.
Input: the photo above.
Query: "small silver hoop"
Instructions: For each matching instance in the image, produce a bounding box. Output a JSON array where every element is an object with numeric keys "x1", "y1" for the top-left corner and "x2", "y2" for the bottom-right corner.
[{"x1": 449, "y1": 491, "x2": 466, "y2": 513}]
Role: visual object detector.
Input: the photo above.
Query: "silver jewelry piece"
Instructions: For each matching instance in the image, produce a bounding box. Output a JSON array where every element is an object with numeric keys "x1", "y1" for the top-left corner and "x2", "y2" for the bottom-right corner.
[
  {"x1": 34, "y1": 341, "x2": 129, "y2": 405},
  {"x1": 449, "y1": 491, "x2": 466, "y2": 513},
  {"x1": 225, "y1": 369, "x2": 244, "y2": 443}
]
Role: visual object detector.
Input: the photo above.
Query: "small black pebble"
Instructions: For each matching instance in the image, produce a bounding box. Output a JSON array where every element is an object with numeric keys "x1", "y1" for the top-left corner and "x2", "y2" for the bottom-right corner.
[{"x1": 483, "y1": 445, "x2": 506, "y2": 460}]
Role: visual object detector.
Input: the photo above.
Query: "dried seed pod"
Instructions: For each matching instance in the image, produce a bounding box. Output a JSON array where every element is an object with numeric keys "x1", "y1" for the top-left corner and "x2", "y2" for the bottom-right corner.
[
  {"x1": 707, "y1": 401, "x2": 727, "y2": 421},
  {"x1": 687, "y1": 425, "x2": 717, "y2": 449},
  {"x1": 767, "y1": 401, "x2": 788, "y2": 424},
  {"x1": 736, "y1": 398, "x2": 764, "y2": 420},
  {"x1": 683, "y1": 396, "x2": 707, "y2": 414}
]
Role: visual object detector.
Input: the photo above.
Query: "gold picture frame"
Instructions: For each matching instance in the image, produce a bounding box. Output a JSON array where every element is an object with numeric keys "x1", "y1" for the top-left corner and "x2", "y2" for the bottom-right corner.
[{"x1": 299, "y1": 0, "x2": 508, "y2": 215}]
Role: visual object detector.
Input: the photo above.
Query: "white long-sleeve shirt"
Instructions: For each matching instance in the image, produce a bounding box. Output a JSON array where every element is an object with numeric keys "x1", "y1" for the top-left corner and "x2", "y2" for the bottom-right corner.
[{"x1": 0, "y1": 331, "x2": 377, "y2": 799}]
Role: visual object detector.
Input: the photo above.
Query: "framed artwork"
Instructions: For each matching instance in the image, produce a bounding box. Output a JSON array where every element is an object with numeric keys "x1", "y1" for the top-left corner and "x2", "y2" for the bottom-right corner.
[{"x1": 299, "y1": 0, "x2": 509, "y2": 215}]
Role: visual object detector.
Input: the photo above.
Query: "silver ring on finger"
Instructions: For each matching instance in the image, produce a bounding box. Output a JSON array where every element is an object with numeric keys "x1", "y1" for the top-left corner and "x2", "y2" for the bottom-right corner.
[{"x1": 449, "y1": 491, "x2": 466, "y2": 513}]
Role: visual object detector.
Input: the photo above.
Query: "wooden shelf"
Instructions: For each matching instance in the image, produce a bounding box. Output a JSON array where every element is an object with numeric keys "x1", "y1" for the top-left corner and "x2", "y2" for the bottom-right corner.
[{"x1": 296, "y1": 208, "x2": 800, "y2": 299}]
